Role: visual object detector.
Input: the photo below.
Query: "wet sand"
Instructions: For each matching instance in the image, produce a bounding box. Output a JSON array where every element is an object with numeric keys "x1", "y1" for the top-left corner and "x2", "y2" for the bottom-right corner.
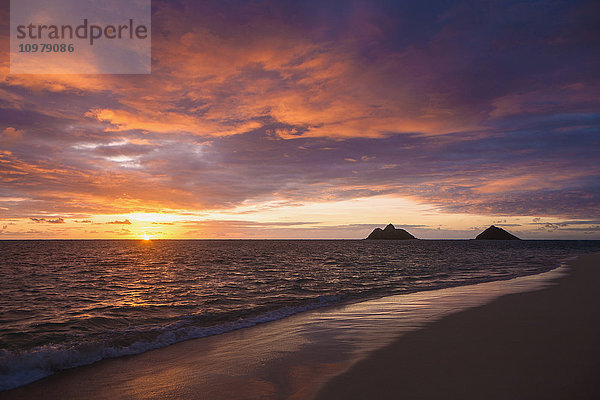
[
  {"x1": 316, "y1": 253, "x2": 600, "y2": 399},
  {"x1": 1, "y1": 255, "x2": 595, "y2": 400}
]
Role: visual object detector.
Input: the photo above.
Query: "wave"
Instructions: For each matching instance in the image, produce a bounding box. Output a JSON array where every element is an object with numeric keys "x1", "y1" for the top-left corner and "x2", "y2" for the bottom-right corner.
[
  {"x1": 2, "y1": 238, "x2": 592, "y2": 392},
  {"x1": 0, "y1": 295, "x2": 341, "y2": 391}
]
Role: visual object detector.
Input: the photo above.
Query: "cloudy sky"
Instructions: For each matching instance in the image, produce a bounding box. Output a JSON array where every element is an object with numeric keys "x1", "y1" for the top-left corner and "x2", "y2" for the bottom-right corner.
[{"x1": 1, "y1": 0, "x2": 599, "y2": 239}]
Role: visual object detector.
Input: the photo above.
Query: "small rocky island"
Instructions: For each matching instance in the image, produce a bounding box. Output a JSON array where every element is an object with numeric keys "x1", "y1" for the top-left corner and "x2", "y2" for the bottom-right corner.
[
  {"x1": 475, "y1": 225, "x2": 521, "y2": 240},
  {"x1": 365, "y1": 223, "x2": 417, "y2": 240}
]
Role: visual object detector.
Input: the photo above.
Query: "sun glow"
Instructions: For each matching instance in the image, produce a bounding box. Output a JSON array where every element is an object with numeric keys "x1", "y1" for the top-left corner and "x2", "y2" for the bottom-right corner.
[{"x1": 140, "y1": 233, "x2": 151, "y2": 241}]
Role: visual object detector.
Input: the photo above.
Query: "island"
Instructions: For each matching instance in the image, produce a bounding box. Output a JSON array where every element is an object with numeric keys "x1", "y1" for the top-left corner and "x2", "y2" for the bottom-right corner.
[
  {"x1": 365, "y1": 223, "x2": 417, "y2": 240},
  {"x1": 475, "y1": 225, "x2": 521, "y2": 240}
]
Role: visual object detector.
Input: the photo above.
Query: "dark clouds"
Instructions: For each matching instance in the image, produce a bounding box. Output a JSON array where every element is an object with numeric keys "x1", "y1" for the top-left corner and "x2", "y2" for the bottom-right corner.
[
  {"x1": 0, "y1": 0, "x2": 599, "y2": 226},
  {"x1": 30, "y1": 217, "x2": 65, "y2": 224}
]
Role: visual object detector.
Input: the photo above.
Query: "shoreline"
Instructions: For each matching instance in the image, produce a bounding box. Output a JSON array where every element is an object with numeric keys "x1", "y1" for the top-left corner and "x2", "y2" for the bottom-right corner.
[
  {"x1": 0, "y1": 254, "x2": 568, "y2": 393},
  {"x1": 0, "y1": 254, "x2": 580, "y2": 399},
  {"x1": 316, "y1": 252, "x2": 600, "y2": 399},
  {"x1": 0, "y1": 267, "x2": 562, "y2": 393}
]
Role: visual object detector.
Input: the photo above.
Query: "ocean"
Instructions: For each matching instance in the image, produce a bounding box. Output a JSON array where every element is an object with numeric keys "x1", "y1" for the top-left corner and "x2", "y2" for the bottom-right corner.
[{"x1": 1, "y1": 239, "x2": 599, "y2": 391}]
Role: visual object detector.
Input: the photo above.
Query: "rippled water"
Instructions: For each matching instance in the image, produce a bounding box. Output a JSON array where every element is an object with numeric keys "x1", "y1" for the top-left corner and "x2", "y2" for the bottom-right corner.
[{"x1": 1, "y1": 239, "x2": 599, "y2": 390}]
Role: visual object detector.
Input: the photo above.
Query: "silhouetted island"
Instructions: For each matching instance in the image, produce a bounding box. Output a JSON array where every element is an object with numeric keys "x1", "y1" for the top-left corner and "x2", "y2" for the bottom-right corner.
[
  {"x1": 475, "y1": 225, "x2": 521, "y2": 240},
  {"x1": 365, "y1": 224, "x2": 417, "y2": 240}
]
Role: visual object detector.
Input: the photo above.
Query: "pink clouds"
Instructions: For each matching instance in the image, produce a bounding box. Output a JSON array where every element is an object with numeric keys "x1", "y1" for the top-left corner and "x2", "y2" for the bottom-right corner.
[
  {"x1": 1, "y1": 127, "x2": 23, "y2": 145},
  {"x1": 2, "y1": 1, "x2": 488, "y2": 140},
  {"x1": 0, "y1": 0, "x2": 598, "y2": 238}
]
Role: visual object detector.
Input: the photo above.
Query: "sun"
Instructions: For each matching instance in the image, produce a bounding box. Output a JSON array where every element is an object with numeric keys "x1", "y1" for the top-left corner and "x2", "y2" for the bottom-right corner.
[{"x1": 140, "y1": 233, "x2": 151, "y2": 241}]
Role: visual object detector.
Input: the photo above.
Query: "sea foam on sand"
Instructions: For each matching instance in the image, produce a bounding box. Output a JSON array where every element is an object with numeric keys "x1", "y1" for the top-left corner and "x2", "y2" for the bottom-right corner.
[
  {"x1": 3, "y1": 256, "x2": 589, "y2": 400},
  {"x1": 317, "y1": 253, "x2": 600, "y2": 399}
]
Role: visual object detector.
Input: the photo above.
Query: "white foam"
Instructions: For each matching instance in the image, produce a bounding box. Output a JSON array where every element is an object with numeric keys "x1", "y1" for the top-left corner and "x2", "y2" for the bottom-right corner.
[{"x1": 0, "y1": 295, "x2": 342, "y2": 391}]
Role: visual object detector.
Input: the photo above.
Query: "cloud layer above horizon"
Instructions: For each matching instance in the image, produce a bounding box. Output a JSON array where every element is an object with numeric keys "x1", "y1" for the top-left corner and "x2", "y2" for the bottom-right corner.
[{"x1": 1, "y1": 0, "x2": 599, "y2": 238}]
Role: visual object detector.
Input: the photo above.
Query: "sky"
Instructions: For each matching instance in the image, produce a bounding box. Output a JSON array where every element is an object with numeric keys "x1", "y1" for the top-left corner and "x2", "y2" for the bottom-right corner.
[{"x1": 0, "y1": 0, "x2": 599, "y2": 239}]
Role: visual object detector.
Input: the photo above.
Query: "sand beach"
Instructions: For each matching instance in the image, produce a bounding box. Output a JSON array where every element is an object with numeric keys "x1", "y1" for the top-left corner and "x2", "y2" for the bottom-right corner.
[{"x1": 3, "y1": 253, "x2": 597, "y2": 399}]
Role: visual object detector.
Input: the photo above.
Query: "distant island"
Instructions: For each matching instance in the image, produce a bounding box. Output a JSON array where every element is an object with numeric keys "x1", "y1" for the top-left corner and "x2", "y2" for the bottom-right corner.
[
  {"x1": 365, "y1": 224, "x2": 417, "y2": 240},
  {"x1": 475, "y1": 225, "x2": 521, "y2": 240},
  {"x1": 364, "y1": 224, "x2": 520, "y2": 240}
]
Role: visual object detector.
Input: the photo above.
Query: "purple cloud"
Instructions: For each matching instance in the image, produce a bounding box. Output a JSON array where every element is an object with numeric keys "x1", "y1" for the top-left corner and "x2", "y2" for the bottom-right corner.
[{"x1": 0, "y1": 0, "x2": 598, "y2": 229}]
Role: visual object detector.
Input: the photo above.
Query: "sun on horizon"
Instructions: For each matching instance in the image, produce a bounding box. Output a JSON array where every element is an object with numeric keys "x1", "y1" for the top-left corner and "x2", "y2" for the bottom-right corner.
[{"x1": 0, "y1": 0, "x2": 598, "y2": 241}]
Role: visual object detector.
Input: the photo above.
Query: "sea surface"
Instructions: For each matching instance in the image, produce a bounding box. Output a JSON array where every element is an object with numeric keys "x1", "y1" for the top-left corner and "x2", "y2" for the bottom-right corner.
[{"x1": 1, "y1": 239, "x2": 599, "y2": 391}]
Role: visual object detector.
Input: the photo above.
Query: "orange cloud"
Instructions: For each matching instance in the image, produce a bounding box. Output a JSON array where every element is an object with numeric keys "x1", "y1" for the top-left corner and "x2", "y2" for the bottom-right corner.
[
  {"x1": 1, "y1": 127, "x2": 23, "y2": 145},
  {"x1": 1, "y1": 2, "x2": 484, "y2": 140},
  {"x1": 106, "y1": 219, "x2": 132, "y2": 225}
]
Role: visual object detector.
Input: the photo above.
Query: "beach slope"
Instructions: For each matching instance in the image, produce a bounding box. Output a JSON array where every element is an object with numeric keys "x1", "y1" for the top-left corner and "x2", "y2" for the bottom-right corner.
[{"x1": 316, "y1": 253, "x2": 600, "y2": 399}]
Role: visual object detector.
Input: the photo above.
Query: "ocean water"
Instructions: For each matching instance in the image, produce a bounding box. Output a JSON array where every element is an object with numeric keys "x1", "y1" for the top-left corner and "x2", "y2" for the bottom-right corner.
[{"x1": 1, "y1": 239, "x2": 599, "y2": 391}]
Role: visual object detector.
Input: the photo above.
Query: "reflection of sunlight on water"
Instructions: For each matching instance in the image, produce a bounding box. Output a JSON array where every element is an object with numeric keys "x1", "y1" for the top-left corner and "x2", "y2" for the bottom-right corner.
[
  {"x1": 4, "y1": 240, "x2": 590, "y2": 395},
  {"x1": 91, "y1": 265, "x2": 568, "y2": 400}
]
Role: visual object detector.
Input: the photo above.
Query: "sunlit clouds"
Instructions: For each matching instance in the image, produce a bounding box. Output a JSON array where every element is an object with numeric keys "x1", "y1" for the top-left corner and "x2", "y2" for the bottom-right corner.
[{"x1": 1, "y1": 0, "x2": 599, "y2": 239}]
